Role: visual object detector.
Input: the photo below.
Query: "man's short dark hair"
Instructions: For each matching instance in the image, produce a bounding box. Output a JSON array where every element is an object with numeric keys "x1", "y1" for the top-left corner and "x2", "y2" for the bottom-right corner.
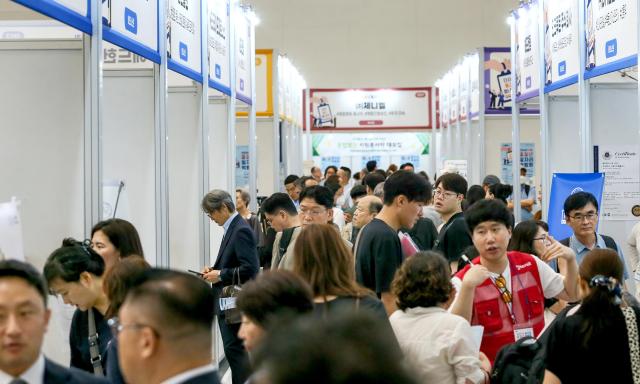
[
  {"x1": 126, "y1": 269, "x2": 215, "y2": 333},
  {"x1": 236, "y1": 270, "x2": 313, "y2": 328},
  {"x1": 284, "y1": 174, "x2": 299, "y2": 186},
  {"x1": 339, "y1": 167, "x2": 352, "y2": 179},
  {"x1": 400, "y1": 162, "x2": 414, "y2": 170},
  {"x1": 261, "y1": 193, "x2": 298, "y2": 216},
  {"x1": 366, "y1": 160, "x2": 377, "y2": 172},
  {"x1": 435, "y1": 173, "x2": 468, "y2": 197},
  {"x1": 0, "y1": 260, "x2": 48, "y2": 307},
  {"x1": 564, "y1": 191, "x2": 599, "y2": 215},
  {"x1": 295, "y1": 176, "x2": 314, "y2": 189},
  {"x1": 363, "y1": 172, "x2": 386, "y2": 192},
  {"x1": 383, "y1": 170, "x2": 430, "y2": 205},
  {"x1": 324, "y1": 166, "x2": 338, "y2": 177},
  {"x1": 464, "y1": 199, "x2": 513, "y2": 233},
  {"x1": 299, "y1": 186, "x2": 333, "y2": 209},
  {"x1": 350, "y1": 184, "x2": 367, "y2": 200}
]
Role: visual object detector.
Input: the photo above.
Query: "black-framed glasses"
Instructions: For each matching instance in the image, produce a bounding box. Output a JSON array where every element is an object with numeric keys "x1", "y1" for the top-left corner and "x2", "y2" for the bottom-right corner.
[
  {"x1": 567, "y1": 212, "x2": 598, "y2": 221},
  {"x1": 433, "y1": 189, "x2": 458, "y2": 199},
  {"x1": 533, "y1": 234, "x2": 551, "y2": 247},
  {"x1": 108, "y1": 317, "x2": 159, "y2": 338}
]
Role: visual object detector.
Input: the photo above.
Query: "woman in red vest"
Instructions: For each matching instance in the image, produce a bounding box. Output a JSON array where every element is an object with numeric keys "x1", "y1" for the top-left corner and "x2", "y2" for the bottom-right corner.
[{"x1": 449, "y1": 199, "x2": 579, "y2": 362}]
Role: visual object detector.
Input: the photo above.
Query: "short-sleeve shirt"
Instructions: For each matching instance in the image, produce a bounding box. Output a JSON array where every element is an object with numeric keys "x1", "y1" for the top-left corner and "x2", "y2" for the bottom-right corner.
[
  {"x1": 355, "y1": 218, "x2": 403, "y2": 295},
  {"x1": 435, "y1": 212, "x2": 473, "y2": 265},
  {"x1": 545, "y1": 304, "x2": 640, "y2": 384}
]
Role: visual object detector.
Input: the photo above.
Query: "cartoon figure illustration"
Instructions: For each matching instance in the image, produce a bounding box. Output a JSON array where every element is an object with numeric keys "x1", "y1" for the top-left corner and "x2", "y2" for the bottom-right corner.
[{"x1": 586, "y1": 0, "x2": 596, "y2": 69}]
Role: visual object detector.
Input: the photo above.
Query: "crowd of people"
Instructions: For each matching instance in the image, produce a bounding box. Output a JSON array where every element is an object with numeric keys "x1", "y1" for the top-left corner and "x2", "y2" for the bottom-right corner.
[{"x1": 2, "y1": 160, "x2": 640, "y2": 384}]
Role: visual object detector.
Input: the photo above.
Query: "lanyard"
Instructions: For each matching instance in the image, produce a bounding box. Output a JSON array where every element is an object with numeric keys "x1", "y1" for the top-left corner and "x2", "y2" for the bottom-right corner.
[{"x1": 491, "y1": 275, "x2": 516, "y2": 324}]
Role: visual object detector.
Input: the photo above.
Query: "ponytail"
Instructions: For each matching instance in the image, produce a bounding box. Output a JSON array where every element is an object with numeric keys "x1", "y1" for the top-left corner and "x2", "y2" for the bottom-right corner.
[{"x1": 43, "y1": 237, "x2": 105, "y2": 286}]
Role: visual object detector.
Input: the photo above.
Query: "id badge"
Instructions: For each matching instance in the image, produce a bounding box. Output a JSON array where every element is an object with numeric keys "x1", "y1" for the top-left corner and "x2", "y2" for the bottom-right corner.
[{"x1": 513, "y1": 325, "x2": 534, "y2": 341}]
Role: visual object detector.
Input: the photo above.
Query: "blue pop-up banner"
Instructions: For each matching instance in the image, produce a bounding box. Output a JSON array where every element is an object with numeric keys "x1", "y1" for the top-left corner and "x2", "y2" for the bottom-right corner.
[{"x1": 547, "y1": 173, "x2": 605, "y2": 241}]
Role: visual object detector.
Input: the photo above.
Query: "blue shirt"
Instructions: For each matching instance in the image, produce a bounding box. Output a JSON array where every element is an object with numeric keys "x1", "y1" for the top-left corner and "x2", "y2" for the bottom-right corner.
[
  {"x1": 223, "y1": 211, "x2": 239, "y2": 234},
  {"x1": 568, "y1": 233, "x2": 628, "y2": 279}
]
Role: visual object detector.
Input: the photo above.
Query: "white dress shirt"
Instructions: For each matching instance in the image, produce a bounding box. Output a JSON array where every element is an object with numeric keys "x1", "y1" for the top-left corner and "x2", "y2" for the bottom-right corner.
[
  {"x1": 390, "y1": 307, "x2": 485, "y2": 384},
  {"x1": 0, "y1": 354, "x2": 45, "y2": 384},
  {"x1": 160, "y1": 364, "x2": 217, "y2": 384}
]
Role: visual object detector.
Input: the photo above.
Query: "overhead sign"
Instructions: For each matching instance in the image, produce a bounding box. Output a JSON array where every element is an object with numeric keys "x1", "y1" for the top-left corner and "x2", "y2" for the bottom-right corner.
[
  {"x1": 103, "y1": 0, "x2": 160, "y2": 63},
  {"x1": 448, "y1": 69, "x2": 458, "y2": 124},
  {"x1": 312, "y1": 133, "x2": 430, "y2": 156},
  {"x1": 208, "y1": 0, "x2": 231, "y2": 95},
  {"x1": 515, "y1": 1, "x2": 540, "y2": 102},
  {"x1": 469, "y1": 53, "x2": 480, "y2": 118},
  {"x1": 309, "y1": 88, "x2": 432, "y2": 131},
  {"x1": 459, "y1": 61, "x2": 470, "y2": 122},
  {"x1": 167, "y1": 0, "x2": 202, "y2": 82},
  {"x1": 543, "y1": 0, "x2": 579, "y2": 92},
  {"x1": 584, "y1": 0, "x2": 638, "y2": 79},
  {"x1": 235, "y1": 11, "x2": 253, "y2": 104},
  {"x1": 483, "y1": 47, "x2": 512, "y2": 114},
  {"x1": 14, "y1": 0, "x2": 91, "y2": 34},
  {"x1": 439, "y1": 79, "x2": 449, "y2": 128},
  {"x1": 237, "y1": 50, "x2": 274, "y2": 117}
]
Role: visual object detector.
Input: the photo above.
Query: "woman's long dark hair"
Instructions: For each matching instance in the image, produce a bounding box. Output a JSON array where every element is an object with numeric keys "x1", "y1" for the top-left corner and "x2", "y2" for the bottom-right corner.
[
  {"x1": 43, "y1": 238, "x2": 105, "y2": 286},
  {"x1": 577, "y1": 249, "x2": 624, "y2": 348},
  {"x1": 91, "y1": 218, "x2": 144, "y2": 258},
  {"x1": 508, "y1": 220, "x2": 542, "y2": 256}
]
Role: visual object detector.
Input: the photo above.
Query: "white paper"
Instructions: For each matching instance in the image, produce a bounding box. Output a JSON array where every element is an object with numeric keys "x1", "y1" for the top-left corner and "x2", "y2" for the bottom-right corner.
[
  {"x1": 470, "y1": 325, "x2": 484, "y2": 351},
  {"x1": 0, "y1": 198, "x2": 25, "y2": 261},
  {"x1": 597, "y1": 145, "x2": 640, "y2": 221}
]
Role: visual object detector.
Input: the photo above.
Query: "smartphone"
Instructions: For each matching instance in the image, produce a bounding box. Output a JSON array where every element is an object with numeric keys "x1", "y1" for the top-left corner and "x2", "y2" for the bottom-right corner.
[{"x1": 188, "y1": 269, "x2": 204, "y2": 277}]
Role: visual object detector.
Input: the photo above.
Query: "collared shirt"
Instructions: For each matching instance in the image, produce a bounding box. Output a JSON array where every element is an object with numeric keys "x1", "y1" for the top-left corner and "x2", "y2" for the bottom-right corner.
[
  {"x1": 160, "y1": 364, "x2": 217, "y2": 384},
  {"x1": 290, "y1": 198, "x2": 300, "y2": 211},
  {"x1": 569, "y1": 233, "x2": 628, "y2": 278},
  {"x1": 222, "y1": 212, "x2": 239, "y2": 235},
  {"x1": 390, "y1": 307, "x2": 486, "y2": 384},
  {"x1": 0, "y1": 354, "x2": 45, "y2": 384}
]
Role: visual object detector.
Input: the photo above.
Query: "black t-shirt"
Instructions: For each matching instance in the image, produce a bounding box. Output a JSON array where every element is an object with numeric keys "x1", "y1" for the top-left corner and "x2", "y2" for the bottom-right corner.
[
  {"x1": 70, "y1": 308, "x2": 112, "y2": 373},
  {"x1": 313, "y1": 295, "x2": 388, "y2": 321},
  {"x1": 544, "y1": 305, "x2": 640, "y2": 384},
  {"x1": 355, "y1": 218, "x2": 403, "y2": 295},
  {"x1": 404, "y1": 217, "x2": 438, "y2": 251},
  {"x1": 435, "y1": 211, "x2": 472, "y2": 264}
]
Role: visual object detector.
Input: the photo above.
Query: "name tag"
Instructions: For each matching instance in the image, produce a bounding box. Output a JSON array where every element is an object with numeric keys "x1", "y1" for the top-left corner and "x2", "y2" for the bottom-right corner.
[
  {"x1": 219, "y1": 297, "x2": 237, "y2": 311},
  {"x1": 513, "y1": 326, "x2": 534, "y2": 341}
]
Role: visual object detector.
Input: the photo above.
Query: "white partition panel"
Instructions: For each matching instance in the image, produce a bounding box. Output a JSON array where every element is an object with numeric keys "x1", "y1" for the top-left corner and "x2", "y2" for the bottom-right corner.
[
  {"x1": 208, "y1": 97, "x2": 230, "y2": 262},
  {"x1": 235, "y1": 117, "x2": 278, "y2": 197},
  {"x1": 102, "y1": 70, "x2": 156, "y2": 262},
  {"x1": 0, "y1": 40, "x2": 85, "y2": 366},
  {"x1": 167, "y1": 85, "x2": 202, "y2": 272},
  {"x1": 469, "y1": 121, "x2": 482, "y2": 184},
  {"x1": 548, "y1": 96, "x2": 581, "y2": 175}
]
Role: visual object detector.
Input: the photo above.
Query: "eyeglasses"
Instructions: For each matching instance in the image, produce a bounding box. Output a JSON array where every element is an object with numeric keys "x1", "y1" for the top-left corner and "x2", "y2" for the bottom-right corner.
[
  {"x1": 299, "y1": 207, "x2": 327, "y2": 217},
  {"x1": 433, "y1": 190, "x2": 458, "y2": 199},
  {"x1": 533, "y1": 234, "x2": 551, "y2": 247},
  {"x1": 494, "y1": 275, "x2": 512, "y2": 304},
  {"x1": 567, "y1": 212, "x2": 598, "y2": 221},
  {"x1": 108, "y1": 317, "x2": 158, "y2": 338}
]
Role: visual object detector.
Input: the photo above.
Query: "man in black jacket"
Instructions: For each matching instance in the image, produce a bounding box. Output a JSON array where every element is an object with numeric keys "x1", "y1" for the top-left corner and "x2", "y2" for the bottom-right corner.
[
  {"x1": 0, "y1": 259, "x2": 107, "y2": 384},
  {"x1": 201, "y1": 189, "x2": 259, "y2": 384}
]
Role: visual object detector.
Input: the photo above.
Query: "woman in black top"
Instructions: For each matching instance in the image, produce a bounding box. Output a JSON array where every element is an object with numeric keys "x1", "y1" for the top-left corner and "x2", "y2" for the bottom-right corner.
[
  {"x1": 543, "y1": 248, "x2": 640, "y2": 384},
  {"x1": 292, "y1": 224, "x2": 387, "y2": 320},
  {"x1": 43, "y1": 238, "x2": 111, "y2": 375}
]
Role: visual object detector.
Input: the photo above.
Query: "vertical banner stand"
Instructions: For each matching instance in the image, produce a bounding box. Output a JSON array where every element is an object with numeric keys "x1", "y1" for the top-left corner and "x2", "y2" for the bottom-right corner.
[
  {"x1": 510, "y1": 14, "x2": 522, "y2": 223},
  {"x1": 84, "y1": 0, "x2": 103, "y2": 237}
]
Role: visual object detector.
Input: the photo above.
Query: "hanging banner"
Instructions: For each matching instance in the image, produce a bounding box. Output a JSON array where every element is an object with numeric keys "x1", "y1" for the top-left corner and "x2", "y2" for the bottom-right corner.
[
  {"x1": 438, "y1": 78, "x2": 449, "y2": 128},
  {"x1": 500, "y1": 143, "x2": 535, "y2": 184},
  {"x1": 13, "y1": 0, "x2": 91, "y2": 34},
  {"x1": 312, "y1": 133, "x2": 429, "y2": 157},
  {"x1": 459, "y1": 62, "x2": 470, "y2": 122},
  {"x1": 548, "y1": 173, "x2": 605, "y2": 241},
  {"x1": 102, "y1": 0, "x2": 159, "y2": 63},
  {"x1": 167, "y1": 0, "x2": 202, "y2": 82},
  {"x1": 449, "y1": 69, "x2": 459, "y2": 125},
  {"x1": 584, "y1": 0, "x2": 638, "y2": 79},
  {"x1": 235, "y1": 11, "x2": 253, "y2": 104},
  {"x1": 208, "y1": 0, "x2": 231, "y2": 95},
  {"x1": 237, "y1": 49, "x2": 274, "y2": 117},
  {"x1": 543, "y1": 0, "x2": 579, "y2": 92},
  {"x1": 309, "y1": 88, "x2": 432, "y2": 131},
  {"x1": 278, "y1": 55, "x2": 286, "y2": 119},
  {"x1": 594, "y1": 145, "x2": 640, "y2": 220},
  {"x1": 483, "y1": 47, "x2": 512, "y2": 114},
  {"x1": 469, "y1": 53, "x2": 480, "y2": 118},
  {"x1": 515, "y1": 2, "x2": 541, "y2": 101}
]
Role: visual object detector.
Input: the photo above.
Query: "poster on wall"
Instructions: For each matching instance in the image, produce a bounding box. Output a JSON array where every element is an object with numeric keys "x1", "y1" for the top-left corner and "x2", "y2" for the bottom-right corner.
[
  {"x1": 543, "y1": 0, "x2": 579, "y2": 92},
  {"x1": 13, "y1": 0, "x2": 91, "y2": 34},
  {"x1": 102, "y1": 0, "x2": 159, "y2": 63},
  {"x1": 235, "y1": 145, "x2": 250, "y2": 189},
  {"x1": 313, "y1": 132, "x2": 429, "y2": 157},
  {"x1": 594, "y1": 145, "x2": 640, "y2": 221},
  {"x1": 584, "y1": 0, "x2": 638, "y2": 79},
  {"x1": 208, "y1": 0, "x2": 231, "y2": 95},
  {"x1": 167, "y1": 0, "x2": 202, "y2": 82},
  {"x1": 515, "y1": 1, "x2": 540, "y2": 101},
  {"x1": 501, "y1": 143, "x2": 535, "y2": 184},
  {"x1": 309, "y1": 88, "x2": 432, "y2": 130},
  {"x1": 235, "y1": 11, "x2": 253, "y2": 104}
]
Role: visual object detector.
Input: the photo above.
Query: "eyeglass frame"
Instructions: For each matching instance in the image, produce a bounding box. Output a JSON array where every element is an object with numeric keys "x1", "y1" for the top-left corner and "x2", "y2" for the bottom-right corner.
[
  {"x1": 299, "y1": 207, "x2": 328, "y2": 217},
  {"x1": 432, "y1": 189, "x2": 460, "y2": 200},
  {"x1": 533, "y1": 234, "x2": 552, "y2": 247},
  {"x1": 566, "y1": 211, "x2": 598, "y2": 222},
  {"x1": 108, "y1": 317, "x2": 159, "y2": 338}
]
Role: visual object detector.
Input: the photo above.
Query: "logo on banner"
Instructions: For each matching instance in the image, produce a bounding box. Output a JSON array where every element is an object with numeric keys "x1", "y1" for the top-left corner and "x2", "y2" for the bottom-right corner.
[
  {"x1": 240, "y1": 79, "x2": 245, "y2": 91},
  {"x1": 215, "y1": 64, "x2": 221, "y2": 79},
  {"x1": 179, "y1": 42, "x2": 188, "y2": 61},
  {"x1": 558, "y1": 61, "x2": 566, "y2": 76},
  {"x1": 526, "y1": 77, "x2": 531, "y2": 89},
  {"x1": 124, "y1": 8, "x2": 137, "y2": 34},
  {"x1": 605, "y1": 39, "x2": 618, "y2": 58}
]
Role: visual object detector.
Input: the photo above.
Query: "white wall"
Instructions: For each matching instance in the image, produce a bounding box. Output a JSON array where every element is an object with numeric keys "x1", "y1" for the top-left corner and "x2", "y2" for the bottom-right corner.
[{"x1": 236, "y1": 117, "x2": 279, "y2": 197}]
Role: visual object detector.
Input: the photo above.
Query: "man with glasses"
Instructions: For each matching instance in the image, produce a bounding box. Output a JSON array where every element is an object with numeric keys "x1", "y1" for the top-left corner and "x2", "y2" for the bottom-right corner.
[
  {"x1": 284, "y1": 175, "x2": 301, "y2": 210},
  {"x1": 560, "y1": 192, "x2": 627, "y2": 273},
  {"x1": 262, "y1": 193, "x2": 301, "y2": 270},
  {"x1": 433, "y1": 173, "x2": 473, "y2": 273},
  {"x1": 114, "y1": 269, "x2": 221, "y2": 384},
  {"x1": 450, "y1": 199, "x2": 579, "y2": 363}
]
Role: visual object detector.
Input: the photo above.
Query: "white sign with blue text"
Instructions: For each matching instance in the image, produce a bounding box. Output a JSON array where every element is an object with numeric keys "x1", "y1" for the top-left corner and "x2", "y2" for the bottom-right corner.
[
  {"x1": 235, "y1": 11, "x2": 252, "y2": 104},
  {"x1": 104, "y1": 0, "x2": 159, "y2": 61},
  {"x1": 544, "y1": 0, "x2": 579, "y2": 90},
  {"x1": 515, "y1": 1, "x2": 540, "y2": 101},
  {"x1": 167, "y1": 0, "x2": 202, "y2": 80},
  {"x1": 208, "y1": 0, "x2": 231, "y2": 94}
]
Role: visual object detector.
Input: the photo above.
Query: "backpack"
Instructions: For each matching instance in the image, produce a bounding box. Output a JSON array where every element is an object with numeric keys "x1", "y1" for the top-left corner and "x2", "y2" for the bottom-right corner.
[{"x1": 490, "y1": 337, "x2": 546, "y2": 384}]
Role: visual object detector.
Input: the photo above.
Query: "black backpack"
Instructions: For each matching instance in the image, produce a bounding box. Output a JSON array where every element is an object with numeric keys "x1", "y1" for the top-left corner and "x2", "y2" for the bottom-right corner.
[{"x1": 490, "y1": 337, "x2": 546, "y2": 384}]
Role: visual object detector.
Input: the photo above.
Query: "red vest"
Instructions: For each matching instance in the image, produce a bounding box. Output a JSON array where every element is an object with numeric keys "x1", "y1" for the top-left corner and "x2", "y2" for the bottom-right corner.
[{"x1": 455, "y1": 251, "x2": 546, "y2": 362}]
